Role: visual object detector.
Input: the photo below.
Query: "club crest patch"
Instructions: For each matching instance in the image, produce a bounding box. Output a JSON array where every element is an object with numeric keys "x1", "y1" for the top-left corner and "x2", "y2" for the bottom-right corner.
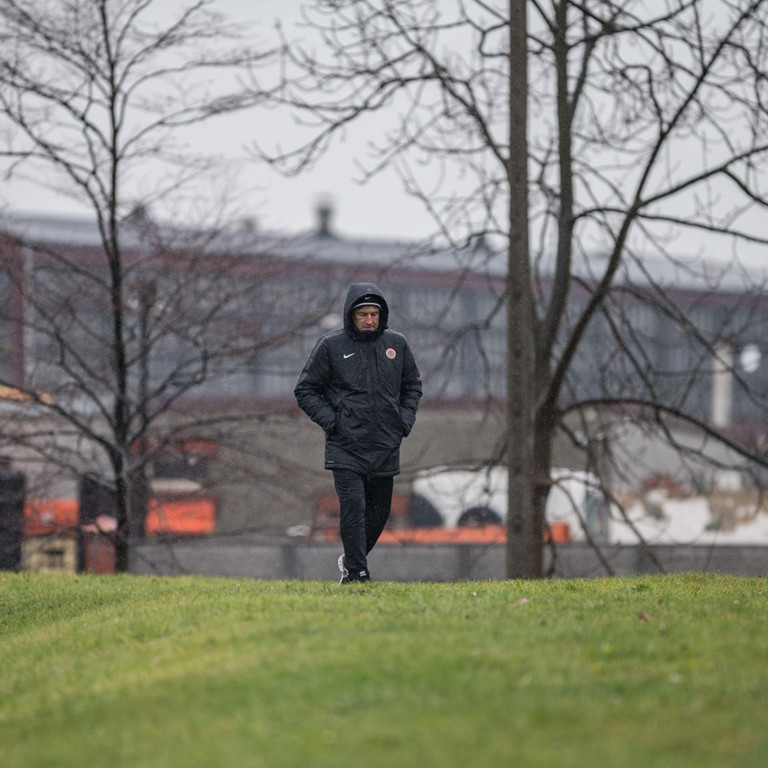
[{"x1": 385, "y1": 347, "x2": 397, "y2": 360}]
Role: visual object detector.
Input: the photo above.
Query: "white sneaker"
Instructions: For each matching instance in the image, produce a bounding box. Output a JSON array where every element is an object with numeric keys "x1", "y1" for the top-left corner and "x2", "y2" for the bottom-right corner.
[{"x1": 338, "y1": 554, "x2": 349, "y2": 584}]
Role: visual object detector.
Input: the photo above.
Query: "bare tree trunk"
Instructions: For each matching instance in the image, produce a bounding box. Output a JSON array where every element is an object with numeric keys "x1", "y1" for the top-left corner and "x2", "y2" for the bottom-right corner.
[
  {"x1": 526, "y1": 0, "x2": 575, "y2": 575},
  {"x1": 506, "y1": 0, "x2": 539, "y2": 579},
  {"x1": 108, "y1": 243, "x2": 131, "y2": 571}
]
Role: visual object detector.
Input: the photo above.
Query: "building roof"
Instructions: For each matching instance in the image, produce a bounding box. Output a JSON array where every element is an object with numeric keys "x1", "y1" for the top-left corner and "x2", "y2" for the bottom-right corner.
[{"x1": 2, "y1": 211, "x2": 765, "y2": 295}]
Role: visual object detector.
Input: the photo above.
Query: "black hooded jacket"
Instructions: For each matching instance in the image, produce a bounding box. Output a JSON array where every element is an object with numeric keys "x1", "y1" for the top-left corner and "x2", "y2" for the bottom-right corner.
[{"x1": 294, "y1": 282, "x2": 422, "y2": 476}]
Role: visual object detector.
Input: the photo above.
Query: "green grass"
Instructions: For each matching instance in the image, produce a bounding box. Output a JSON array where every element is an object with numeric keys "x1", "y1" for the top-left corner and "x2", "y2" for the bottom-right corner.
[{"x1": 1, "y1": 572, "x2": 767, "y2": 768}]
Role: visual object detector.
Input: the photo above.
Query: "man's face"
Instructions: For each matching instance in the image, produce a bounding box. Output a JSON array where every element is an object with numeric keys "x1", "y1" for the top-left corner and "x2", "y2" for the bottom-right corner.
[{"x1": 353, "y1": 306, "x2": 380, "y2": 332}]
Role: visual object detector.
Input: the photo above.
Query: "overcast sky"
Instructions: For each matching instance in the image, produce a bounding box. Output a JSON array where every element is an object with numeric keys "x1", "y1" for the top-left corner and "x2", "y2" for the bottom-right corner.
[
  {"x1": 3, "y1": 0, "x2": 435, "y2": 243},
  {"x1": 3, "y1": 0, "x2": 766, "y2": 268}
]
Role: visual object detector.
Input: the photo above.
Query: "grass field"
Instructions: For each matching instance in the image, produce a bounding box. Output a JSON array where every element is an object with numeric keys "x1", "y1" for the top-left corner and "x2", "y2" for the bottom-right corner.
[{"x1": 1, "y1": 571, "x2": 767, "y2": 767}]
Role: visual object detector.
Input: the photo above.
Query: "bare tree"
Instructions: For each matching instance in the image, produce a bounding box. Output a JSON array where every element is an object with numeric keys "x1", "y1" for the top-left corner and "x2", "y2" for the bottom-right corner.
[
  {"x1": 0, "y1": 0, "x2": 282, "y2": 570},
  {"x1": 254, "y1": 0, "x2": 768, "y2": 577}
]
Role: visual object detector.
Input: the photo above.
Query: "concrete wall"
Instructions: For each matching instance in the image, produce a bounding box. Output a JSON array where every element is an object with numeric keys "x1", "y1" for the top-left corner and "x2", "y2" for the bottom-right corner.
[
  {"x1": 212, "y1": 404, "x2": 591, "y2": 538},
  {"x1": 130, "y1": 538, "x2": 768, "y2": 581},
  {"x1": 211, "y1": 405, "x2": 512, "y2": 537}
]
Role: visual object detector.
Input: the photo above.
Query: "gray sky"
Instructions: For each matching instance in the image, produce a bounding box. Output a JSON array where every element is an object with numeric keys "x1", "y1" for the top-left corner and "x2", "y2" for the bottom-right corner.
[
  {"x1": 3, "y1": 0, "x2": 766, "y2": 268},
  {"x1": 3, "y1": 0, "x2": 433, "y2": 243}
]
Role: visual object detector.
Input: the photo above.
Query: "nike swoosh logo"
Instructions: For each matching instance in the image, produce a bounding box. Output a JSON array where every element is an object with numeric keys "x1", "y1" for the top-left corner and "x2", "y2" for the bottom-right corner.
[{"x1": 343, "y1": 353, "x2": 355, "y2": 359}]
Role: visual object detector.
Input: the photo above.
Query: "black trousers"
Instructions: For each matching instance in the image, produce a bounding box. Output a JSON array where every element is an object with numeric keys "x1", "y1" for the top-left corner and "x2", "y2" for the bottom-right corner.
[{"x1": 332, "y1": 469, "x2": 394, "y2": 574}]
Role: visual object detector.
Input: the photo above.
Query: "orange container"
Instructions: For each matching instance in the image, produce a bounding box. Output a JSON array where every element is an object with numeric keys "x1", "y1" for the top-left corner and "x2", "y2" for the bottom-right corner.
[
  {"x1": 145, "y1": 498, "x2": 216, "y2": 535},
  {"x1": 546, "y1": 521, "x2": 571, "y2": 543},
  {"x1": 24, "y1": 499, "x2": 79, "y2": 537}
]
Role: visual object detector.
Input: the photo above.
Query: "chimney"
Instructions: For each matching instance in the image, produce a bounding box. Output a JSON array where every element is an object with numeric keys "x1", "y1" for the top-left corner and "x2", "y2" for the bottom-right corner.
[{"x1": 316, "y1": 197, "x2": 334, "y2": 237}]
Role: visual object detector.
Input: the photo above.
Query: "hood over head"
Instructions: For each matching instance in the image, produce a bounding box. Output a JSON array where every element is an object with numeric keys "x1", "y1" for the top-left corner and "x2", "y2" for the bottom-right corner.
[{"x1": 343, "y1": 282, "x2": 389, "y2": 340}]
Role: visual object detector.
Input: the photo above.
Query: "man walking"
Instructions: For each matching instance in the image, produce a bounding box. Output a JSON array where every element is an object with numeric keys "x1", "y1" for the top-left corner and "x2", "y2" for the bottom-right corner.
[{"x1": 295, "y1": 282, "x2": 422, "y2": 583}]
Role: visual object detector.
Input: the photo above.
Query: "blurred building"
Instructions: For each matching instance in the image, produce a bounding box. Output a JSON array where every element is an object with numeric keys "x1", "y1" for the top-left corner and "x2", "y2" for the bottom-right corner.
[{"x1": 0, "y1": 206, "x2": 767, "y2": 554}]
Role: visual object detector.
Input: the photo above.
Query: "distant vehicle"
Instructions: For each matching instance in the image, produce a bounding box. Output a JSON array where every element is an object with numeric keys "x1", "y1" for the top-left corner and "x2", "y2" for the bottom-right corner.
[{"x1": 406, "y1": 465, "x2": 611, "y2": 542}]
